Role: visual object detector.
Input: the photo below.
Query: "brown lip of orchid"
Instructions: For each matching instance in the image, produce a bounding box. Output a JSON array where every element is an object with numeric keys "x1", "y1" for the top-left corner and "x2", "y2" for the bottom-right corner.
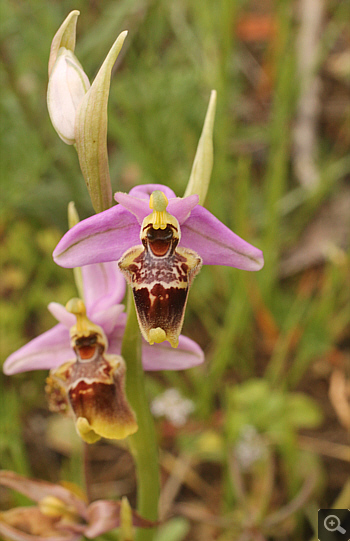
[
  {"x1": 0, "y1": 471, "x2": 156, "y2": 541},
  {"x1": 119, "y1": 190, "x2": 202, "y2": 348},
  {"x1": 46, "y1": 298, "x2": 138, "y2": 444}
]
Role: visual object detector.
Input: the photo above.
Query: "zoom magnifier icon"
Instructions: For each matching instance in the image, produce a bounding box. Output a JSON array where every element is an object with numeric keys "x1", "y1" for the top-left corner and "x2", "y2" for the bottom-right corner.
[{"x1": 324, "y1": 515, "x2": 346, "y2": 535}]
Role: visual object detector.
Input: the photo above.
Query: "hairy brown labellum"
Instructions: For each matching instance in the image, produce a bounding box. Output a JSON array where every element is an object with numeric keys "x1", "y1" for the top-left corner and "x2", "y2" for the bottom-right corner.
[
  {"x1": 46, "y1": 334, "x2": 137, "y2": 443},
  {"x1": 119, "y1": 219, "x2": 202, "y2": 348}
]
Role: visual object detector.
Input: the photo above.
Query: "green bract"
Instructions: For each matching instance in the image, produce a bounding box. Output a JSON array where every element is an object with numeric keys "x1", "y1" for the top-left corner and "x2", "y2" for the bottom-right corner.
[{"x1": 184, "y1": 89, "x2": 217, "y2": 205}]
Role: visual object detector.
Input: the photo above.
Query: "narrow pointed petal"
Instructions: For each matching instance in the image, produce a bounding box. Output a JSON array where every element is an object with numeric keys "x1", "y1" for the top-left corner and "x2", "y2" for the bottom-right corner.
[
  {"x1": 74, "y1": 31, "x2": 128, "y2": 213},
  {"x1": 184, "y1": 90, "x2": 217, "y2": 205},
  {"x1": 81, "y1": 262, "x2": 126, "y2": 312},
  {"x1": 141, "y1": 334, "x2": 204, "y2": 370},
  {"x1": 114, "y1": 191, "x2": 150, "y2": 224},
  {"x1": 167, "y1": 194, "x2": 199, "y2": 225},
  {"x1": 181, "y1": 205, "x2": 264, "y2": 270},
  {"x1": 128, "y1": 183, "x2": 176, "y2": 200},
  {"x1": 48, "y1": 10, "x2": 79, "y2": 76},
  {"x1": 48, "y1": 302, "x2": 75, "y2": 328},
  {"x1": 3, "y1": 325, "x2": 72, "y2": 375},
  {"x1": 53, "y1": 205, "x2": 140, "y2": 268},
  {"x1": 114, "y1": 190, "x2": 199, "y2": 225}
]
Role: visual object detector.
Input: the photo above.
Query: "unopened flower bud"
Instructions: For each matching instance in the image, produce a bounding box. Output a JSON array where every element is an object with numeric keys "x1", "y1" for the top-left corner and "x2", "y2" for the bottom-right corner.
[{"x1": 47, "y1": 48, "x2": 90, "y2": 144}]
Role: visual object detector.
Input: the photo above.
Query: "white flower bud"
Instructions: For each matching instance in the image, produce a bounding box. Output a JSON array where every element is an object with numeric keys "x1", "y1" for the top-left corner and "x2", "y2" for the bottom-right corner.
[{"x1": 47, "y1": 48, "x2": 90, "y2": 145}]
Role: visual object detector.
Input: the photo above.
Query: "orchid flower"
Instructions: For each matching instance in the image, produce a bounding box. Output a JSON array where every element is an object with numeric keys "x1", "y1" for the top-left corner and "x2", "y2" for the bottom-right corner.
[
  {"x1": 0, "y1": 471, "x2": 154, "y2": 541},
  {"x1": 53, "y1": 184, "x2": 264, "y2": 347},
  {"x1": 3, "y1": 260, "x2": 204, "y2": 378},
  {"x1": 44, "y1": 298, "x2": 138, "y2": 443}
]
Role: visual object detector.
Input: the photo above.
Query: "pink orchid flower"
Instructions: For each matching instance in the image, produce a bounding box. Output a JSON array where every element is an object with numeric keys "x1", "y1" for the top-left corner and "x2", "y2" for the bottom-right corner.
[{"x1": 52, "y1": 184, "x2": 264, "y2": 346}]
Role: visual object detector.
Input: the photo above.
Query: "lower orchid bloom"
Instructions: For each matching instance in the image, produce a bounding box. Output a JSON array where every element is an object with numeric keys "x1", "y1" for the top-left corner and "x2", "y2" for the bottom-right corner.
[
  {"x1": 3, "y1": 260, "x2": 204, "y2": 378},
  {"x1": 0, "y1": 471, "x2": 154, "y2": 541},
  {"x1": 45, "y1": 298, "x2": 137, "y2": 443},
  {"x1": 53, "y1": 184, "x2": 264, "y2": 347}
]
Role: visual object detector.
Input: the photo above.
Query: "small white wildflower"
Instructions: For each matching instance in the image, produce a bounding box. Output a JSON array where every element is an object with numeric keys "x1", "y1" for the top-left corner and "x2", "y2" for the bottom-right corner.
[
  {"x1": 151, "y1": 388, "x2": 195, "y2": 427},
  {"x1": 234, "y1": 425, "x2": 266, "y2": 471}
]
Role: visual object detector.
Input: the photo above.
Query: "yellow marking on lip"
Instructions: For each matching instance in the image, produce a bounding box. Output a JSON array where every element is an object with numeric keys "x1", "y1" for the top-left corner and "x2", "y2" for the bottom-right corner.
[
  {"x1": 148, "y1": 327, "x2": 179, "y2": 348},
  {"x1": 148, "y1": 327, "x2": 167, "y2": 344}
]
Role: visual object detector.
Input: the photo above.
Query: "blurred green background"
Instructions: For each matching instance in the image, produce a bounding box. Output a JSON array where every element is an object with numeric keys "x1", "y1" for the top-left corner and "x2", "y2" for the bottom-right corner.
[{"x1": 1, "y1": 0, "x2": 349, "y2": 540}]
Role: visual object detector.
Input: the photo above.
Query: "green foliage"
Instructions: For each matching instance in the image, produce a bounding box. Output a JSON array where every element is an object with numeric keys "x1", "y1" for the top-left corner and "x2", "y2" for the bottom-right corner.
[{"x1": 225, "y1": 378, "x2": 322, "y2": 447}]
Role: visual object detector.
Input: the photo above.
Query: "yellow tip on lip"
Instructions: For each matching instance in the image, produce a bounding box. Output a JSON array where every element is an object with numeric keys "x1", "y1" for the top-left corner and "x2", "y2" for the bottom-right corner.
[
  {"x1": 148, "y1": 328, "x2": 179, "y2": 348},
  {"x1": 76, "y1": 416, "x2": 138, "y2": 443},
  {"x1": 76, "y1": 417, "x2": 101, "y2": 443},
  {"x1": 148, "y1": 327, "x2": 167, "y2": 344}
]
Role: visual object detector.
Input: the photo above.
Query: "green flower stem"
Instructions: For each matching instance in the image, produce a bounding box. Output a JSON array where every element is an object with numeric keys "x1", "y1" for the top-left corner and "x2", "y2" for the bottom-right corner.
[{"x1": 122, "y1": 289, "x2": 159, "y2": 541}]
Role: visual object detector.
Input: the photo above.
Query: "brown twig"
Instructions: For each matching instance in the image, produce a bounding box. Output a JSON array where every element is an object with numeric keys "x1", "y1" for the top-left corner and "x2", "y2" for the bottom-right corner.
[{"x1": 298, "y1": 435, "x2": 350, "y2": 462}]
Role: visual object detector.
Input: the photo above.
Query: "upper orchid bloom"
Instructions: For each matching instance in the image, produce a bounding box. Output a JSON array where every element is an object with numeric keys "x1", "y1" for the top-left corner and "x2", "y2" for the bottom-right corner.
[
  {"x1": 53, "y1": 184, "x2": 264, "y2": 347},
  {"x1": 3, "y1": 259, "x2": 204, "y2": 376},
  {"x1": 0, "y1": 471, "x2": 154, "y2": 541}
]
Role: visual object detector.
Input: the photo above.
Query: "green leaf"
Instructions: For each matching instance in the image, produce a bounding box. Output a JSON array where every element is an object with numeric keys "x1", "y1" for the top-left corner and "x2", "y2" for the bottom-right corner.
[
  {"x1": 154, "y1": 517, "x2": 190, "y2": 541},
  {"x1": 286, "y1": 393, "x2": 323, "y2": 428}
]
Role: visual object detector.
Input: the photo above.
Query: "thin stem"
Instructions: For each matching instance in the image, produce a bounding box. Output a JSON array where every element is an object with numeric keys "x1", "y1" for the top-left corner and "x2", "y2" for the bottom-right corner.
[
  {"x1": 83, "y1": 443, "x2": 93, "y2": 503},
  {"x1": 122, "y1": 289, "x2": 159, "y2": 541}
]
